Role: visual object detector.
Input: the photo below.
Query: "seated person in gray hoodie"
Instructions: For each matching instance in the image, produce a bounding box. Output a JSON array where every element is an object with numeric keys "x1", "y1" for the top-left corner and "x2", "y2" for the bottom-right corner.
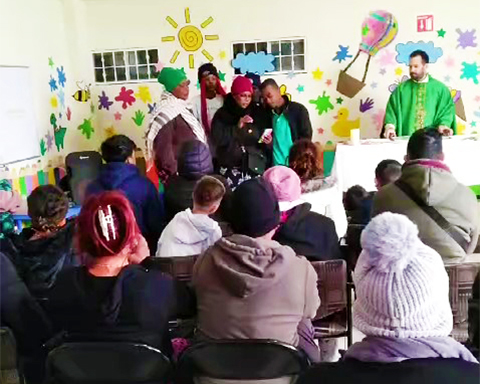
[
  {"x1": 192, "y1": 178, "x2": 321, "y2": 362},
  {"x1": 156, "y1": 176, "x2": 225, "y2": 257}
]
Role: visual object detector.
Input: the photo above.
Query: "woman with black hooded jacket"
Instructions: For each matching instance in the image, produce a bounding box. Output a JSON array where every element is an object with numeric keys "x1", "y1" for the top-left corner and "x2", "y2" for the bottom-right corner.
[{"x1": 211, "y1": 75, "x2": 270, "y2": 189}]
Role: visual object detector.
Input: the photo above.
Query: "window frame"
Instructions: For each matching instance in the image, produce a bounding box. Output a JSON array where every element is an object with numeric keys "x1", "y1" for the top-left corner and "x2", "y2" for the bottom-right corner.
[
  {"x1": 92, "y1": 48, "x2": 160, "y2": 84},
  {"x1": 230, "y1": 37, "x2": 307, "y2": 75}
]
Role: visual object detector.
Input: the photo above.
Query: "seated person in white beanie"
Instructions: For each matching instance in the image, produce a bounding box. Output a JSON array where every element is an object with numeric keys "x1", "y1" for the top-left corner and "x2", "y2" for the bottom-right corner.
[{"x1": 297, "y1": 212, "x2": 479, "y2": 384}]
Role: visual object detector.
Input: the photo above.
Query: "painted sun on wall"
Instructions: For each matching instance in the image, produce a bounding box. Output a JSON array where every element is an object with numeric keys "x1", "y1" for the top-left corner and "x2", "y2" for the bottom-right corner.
[{"x1": 162, "y1": 8, "x2": 219, "y2": 69}]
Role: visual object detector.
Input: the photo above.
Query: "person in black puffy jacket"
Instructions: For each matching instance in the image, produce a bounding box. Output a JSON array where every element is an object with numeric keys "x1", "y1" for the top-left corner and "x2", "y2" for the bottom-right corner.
[
  {"x1": 164, "y1": 140, "x2": 214, "y2": 221},
  {"x1": 211, "y1": 76, "x2": 270, "y2": 189}
]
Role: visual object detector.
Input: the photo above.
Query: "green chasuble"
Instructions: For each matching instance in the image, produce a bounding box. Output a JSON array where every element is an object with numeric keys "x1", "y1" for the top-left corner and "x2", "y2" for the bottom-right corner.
[{"x1": 384, "y1": 75, "x2": 456, "y2": 136}]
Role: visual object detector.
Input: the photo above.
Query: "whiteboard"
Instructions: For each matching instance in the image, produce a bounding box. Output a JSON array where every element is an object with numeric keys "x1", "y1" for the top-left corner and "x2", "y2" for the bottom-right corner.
[{"x1": 0, "y1": 66, "x2": 40, "y2": 165}]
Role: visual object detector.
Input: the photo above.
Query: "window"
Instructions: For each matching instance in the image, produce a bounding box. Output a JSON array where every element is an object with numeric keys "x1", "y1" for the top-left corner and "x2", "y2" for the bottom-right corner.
[
  {"x1": 92, "y1": 48, "x2": 159, "y2": 84},
  {"x1": 231, "y1": 38, "x2": 306, "y2": 75}
]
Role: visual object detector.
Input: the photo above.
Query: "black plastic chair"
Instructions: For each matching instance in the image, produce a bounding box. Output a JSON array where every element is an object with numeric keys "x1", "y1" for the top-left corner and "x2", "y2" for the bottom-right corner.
[
  {"x1": 176, "y1": 339, "x2": 310, "y2": 383},
  {"x1": 0, "y1": 327, "x2": 24, "y2": 384},
  {"x1": 142, "y1": 255, "x2": 199, "y2": 283},
  {"x1": 46, "y1": 342, "x2": 171, "y2": 384}
]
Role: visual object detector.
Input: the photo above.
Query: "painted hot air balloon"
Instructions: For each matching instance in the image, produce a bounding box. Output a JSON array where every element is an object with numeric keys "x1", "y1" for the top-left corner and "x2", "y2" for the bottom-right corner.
[
  {"x1": 337, "y1": 10, "x2": 398, "y2": 98},
  {"x1": 359, "y1": 11, "x2": 398, "y2": 57}
]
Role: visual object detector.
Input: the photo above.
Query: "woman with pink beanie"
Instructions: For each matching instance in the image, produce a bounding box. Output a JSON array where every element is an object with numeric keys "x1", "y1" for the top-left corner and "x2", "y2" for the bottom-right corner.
[
  {"x1": 297, "y1": 212, "x2": 479, "y2": 384},
  {"x1": 211, "y1": 75, "x2": 270, "y2": 189},
  {"x1": 264, "y1": 166, "x2": 341, "y2": 262}
]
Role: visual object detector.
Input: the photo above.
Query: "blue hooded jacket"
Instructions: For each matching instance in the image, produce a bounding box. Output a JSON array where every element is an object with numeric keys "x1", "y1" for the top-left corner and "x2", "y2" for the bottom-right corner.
[{"x1": 86, "y1": 163, "x2": 165, "y2": 254}]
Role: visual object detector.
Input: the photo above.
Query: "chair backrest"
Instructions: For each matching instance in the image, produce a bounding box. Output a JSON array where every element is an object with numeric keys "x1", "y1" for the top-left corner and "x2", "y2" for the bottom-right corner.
[
  {"x1": 177, "y1": 339, "x2": 309, "y2": 381},
  {"x1": 0, "y1": 327, "x2": 21, "y2": 384},
  {"x1": 445, "y1": 263, "x2": 480, "y2": 324},
  {"x1": 142, "y1": 255, "x2": 199, "y2": 282},
  {"x1": 46, "y1": 342, "x2": 171, "y2": 384},
  {"x1": 65, "y1": 151, "x2": 103, "y2": 204},
  {"x1": 310, "y1": 260, "x2": 347, "y2": 320}
]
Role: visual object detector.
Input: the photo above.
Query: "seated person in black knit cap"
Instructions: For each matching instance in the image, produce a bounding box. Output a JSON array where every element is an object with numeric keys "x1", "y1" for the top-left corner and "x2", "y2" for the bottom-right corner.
[{"x1": 192, "y1": 178, "x2": 321, "y2": 362}]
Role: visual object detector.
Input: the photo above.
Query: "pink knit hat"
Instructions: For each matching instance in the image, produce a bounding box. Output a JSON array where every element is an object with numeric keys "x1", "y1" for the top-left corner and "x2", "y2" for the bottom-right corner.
[
  {"x1": 231, "y1": 76, "x2": 253, "y2": 95},
  {"x1": 263, "y1": 166, "x2": 302, "y2": 211}
]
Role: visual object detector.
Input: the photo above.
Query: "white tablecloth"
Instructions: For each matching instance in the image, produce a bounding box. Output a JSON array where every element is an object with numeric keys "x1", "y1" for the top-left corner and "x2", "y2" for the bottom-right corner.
[{"x1": 332, "y1": 136, "x2": 480, "y2": 192}]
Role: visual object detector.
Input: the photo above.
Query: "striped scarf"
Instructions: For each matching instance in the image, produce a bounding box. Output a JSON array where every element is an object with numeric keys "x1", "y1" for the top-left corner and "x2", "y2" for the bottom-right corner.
[{"x1": 145, "y1": 91, "x2": 206, "y2": 162}]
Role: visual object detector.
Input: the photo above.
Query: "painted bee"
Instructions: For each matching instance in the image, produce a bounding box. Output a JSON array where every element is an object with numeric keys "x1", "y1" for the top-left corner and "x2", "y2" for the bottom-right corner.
[{"x1": 72, "y1": 82, "x2": 91, "y2": 102}]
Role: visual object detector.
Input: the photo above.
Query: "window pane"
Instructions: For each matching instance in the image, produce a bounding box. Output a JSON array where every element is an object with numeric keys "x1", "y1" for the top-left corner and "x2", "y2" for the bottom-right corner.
[
  {"x1": 105, "y1": 67, "x2": 115, "y2": 82},
  {"x1": 116, "y1": 67, "x2": 126, "y2": 81},
  {"x1": 281, "y1": 41, "x2": 292, "y2": 55},
  {"x1": 281, "y1": 56, "x2": 292, "y2": 71},
  {"x1": 138, "y1": 65, "x2": 149, "y2": 79},
  {"x1": 114, "y1": 52, "x2": 125, "y2": 66},
  {"x1": 256, "y1": 42, "x2": 267, "y2": 52},
  {"x1": 233, "y1": 43, "x2": 244, "y2": 57},
  {"x1": 271, "y1": 42, "x2": 280, "y2": 55},
  {"x1": 93, "y1": 53, "x2": 103, "y2": 68},
  {"x1": 103, "y1": 52, "x2": 113, "y2": 67},
  {"x1": 95, "y1": 68, "x2": 104, "y2": 82},
  {"x1": 150, "y1": 65, "x2": 158, "y2": 78},
  {"x1": 245, "y1": 43, "x2": 256, "y2": 54},
  {"x1": 127, "y1": 51, "x2": 136, "y2": 65},
  {"x1": 148, "y1": 49, "x2": 158, "y2": 64},
  {"x1": 272, "y1": 56, "x2": 280, "y2": 72},
  {"x1": 129, "y1": 66, "x2": 138, "y2": 80},
  {"x1": 137, "y1": 50, "x2": 147, "y2": 65},
  {"x1": 294, "y1": 55, "x2": 305, "y2": 70},
  {"x1": 293, "y1": 40, "x2": 305, "y2": 55}
]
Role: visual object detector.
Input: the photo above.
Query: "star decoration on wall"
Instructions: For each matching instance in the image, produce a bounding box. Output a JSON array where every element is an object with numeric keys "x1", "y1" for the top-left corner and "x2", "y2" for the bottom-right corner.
[
  {"x1": 114, "y1": 112, "x2": 122, "y2": 121},
  {"x1": 287, "y1": 71, "x2": 296, "y2": 79},
  {"x1": 312, "y1": 67, "x2": 324, "y2": 80},
  {"x1": 472, "y1": 121, "x2": 477, "y2": 128},
  {"x1": 394, "y1": 67, "x2": 403, "y2": 76},
  {"x1": 297, "y1": 84, "x2": 305, "y2": 93},
  {"x1": 371, "y1": 82, "x2": 378, "y2": 89},
  {"x1": 336, "y1": 97, "x2": 343, "y2": 105},
  {"x1": 219, "y1": 50, "x2": 227, "y2": 60},
  {"x1": 218, "y1": 71, "x2": 226, "y2": 82},
  {"x1": 475, "y1": 95, "x2": 480, "y2": 102},
  {"x1": 379, "y1": 68, "x2": 387, "y2": 75},
  {"x1": 437, "y1": 28, "x2": 446, "y2": 38},
  {"x1": 48, "y1": 57, "x2": 55, "y2": 68},
  {"x1": 444, "y1": 75, "x2": 451, "y2": 82},
  {"x1": 317, "y1": 127, "x2": 325, "y2": 135},
  {"x1": 325, "y1": 79, "x2": 332, "y2": 86}
]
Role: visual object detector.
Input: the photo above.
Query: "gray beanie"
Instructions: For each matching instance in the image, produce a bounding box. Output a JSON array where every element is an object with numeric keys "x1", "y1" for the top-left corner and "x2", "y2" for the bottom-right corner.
[{"x1": 353, "y1": 212, "x2": 453, "y2": 338}]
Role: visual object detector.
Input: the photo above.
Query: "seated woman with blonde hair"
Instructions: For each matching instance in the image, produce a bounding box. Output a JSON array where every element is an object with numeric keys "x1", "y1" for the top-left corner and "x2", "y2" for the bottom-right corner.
[{"x1": 289, "y1": 139, "x2": 347, "y2": 238}]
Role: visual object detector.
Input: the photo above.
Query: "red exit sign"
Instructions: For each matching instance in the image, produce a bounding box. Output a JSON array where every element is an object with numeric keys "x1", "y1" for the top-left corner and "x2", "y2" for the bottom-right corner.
[{"x1": 417, "y1": 15, "x2": 434, "y2": 32}]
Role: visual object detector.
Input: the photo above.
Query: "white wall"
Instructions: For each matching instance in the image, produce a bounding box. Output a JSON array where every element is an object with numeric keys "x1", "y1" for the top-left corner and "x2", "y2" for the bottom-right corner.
[
  {"x1": 3, "y1": 0, "x2": 480, "y2": 158},
  {"x1": 0, "y1": 0, "x2": 93, "y2": 166}
]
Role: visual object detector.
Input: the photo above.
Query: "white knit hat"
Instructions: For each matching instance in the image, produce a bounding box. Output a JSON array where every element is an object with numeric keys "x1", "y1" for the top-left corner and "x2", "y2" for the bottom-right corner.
[{"x1": 353, "y1": 212, "x2": 453, "y2": 338}]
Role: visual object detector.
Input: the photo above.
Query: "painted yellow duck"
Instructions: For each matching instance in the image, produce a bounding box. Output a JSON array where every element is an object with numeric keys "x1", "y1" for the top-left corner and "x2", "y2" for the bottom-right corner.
[{"x1": 331, "y1": 107, "x2": 360, "y2": 137}]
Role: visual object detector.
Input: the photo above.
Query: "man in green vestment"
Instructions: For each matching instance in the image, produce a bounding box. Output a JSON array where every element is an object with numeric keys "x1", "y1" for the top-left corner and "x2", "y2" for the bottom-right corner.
[{"x1": 382, "y1": 50, "x2": 456, "y2": 140}]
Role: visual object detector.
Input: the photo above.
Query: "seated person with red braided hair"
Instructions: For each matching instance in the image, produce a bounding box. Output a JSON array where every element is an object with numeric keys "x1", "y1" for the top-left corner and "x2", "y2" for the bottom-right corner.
[{"x1": 46, "y1": 191, "x2": 194, "y2": 355}]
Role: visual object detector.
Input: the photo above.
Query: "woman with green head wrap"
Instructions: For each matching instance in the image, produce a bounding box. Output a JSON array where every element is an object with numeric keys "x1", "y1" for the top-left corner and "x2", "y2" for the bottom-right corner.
[{"x1": 146, "y1": 67, "x2": 207, "y2": 185}]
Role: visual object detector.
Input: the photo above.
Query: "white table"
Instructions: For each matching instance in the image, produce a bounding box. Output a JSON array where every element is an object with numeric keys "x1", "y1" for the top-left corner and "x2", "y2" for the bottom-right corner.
[{"x1": 332, "y1": 136, "x2": 480, "y2": 192}]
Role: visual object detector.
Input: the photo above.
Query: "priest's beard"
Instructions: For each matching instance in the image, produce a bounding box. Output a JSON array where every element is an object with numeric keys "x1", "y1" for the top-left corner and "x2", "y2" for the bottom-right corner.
[{"x1": 410, "y1": 69, "x2": 427, "y2": 82}]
